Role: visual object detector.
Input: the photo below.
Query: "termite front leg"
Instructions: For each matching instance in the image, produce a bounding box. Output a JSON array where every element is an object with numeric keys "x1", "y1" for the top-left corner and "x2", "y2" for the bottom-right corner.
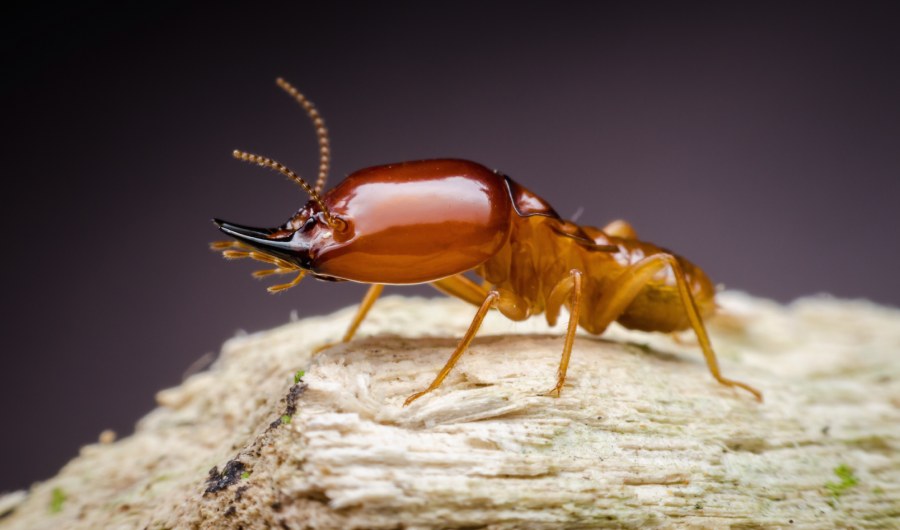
[
  {"x1": 403, "y1": 288, "x2": 530, "y2": 406},
  {"x1": 341, "y1": 283, "x2": 384, "y2": 343},
  {"x1": 595, "y1": 254, "x2": 763, "y2": 401},
  {"x1": 313, "y1": 284, "x2": 384, "y2": 355},
  {"x1": 542, "y1": 269, "x2": 584, "y2": 397}
]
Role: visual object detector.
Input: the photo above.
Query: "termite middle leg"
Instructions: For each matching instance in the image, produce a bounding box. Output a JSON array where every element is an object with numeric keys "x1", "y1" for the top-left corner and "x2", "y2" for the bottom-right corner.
[
  {"x1": 313, "y1": 283, "x2": 384, "y2": 354},
  {"x1": 542, "y1": 269, "x2": 584, "y2": 397},
  {"x1": 403, "y1": 288, "x2": 529, "y2": 406},
  {"x1": 594, "y1": 254, "x2": 762, "y2": 401}
]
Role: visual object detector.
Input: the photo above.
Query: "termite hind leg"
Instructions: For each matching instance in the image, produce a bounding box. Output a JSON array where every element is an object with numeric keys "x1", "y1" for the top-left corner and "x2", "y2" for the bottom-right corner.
[
  {"x1": 312, "y1": 284, "x2": 384, "y2": 355},
  {"x1": 541, "y1": 269, "x2": 584, "y2": 397},
  {"x1": 403, "y1": 290, "x2": 500, "y2": 406},
  {"x1": 596, "y1": 254, "x2": 762, "y2": 401},
  {"x1": 654, "y1": 254, "x2": 762, "y2": 401}
]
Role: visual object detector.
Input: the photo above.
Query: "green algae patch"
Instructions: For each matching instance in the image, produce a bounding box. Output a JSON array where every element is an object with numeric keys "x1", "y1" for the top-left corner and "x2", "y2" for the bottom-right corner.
[
  {"x1": 49, "y1": 487, "x2": 66, "y2": 514},
  {"x1": 825, "y1": 464, "x2": 858, "y2": 498}
]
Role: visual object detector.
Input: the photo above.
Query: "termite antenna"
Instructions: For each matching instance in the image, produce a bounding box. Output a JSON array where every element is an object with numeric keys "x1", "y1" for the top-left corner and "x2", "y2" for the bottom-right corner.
[
  {"x1": 232, "y1": 149, "x2": 334, "y2": 226},
  {"x1": 275, "y1": 77, "x2": 330, "y2": 194}
]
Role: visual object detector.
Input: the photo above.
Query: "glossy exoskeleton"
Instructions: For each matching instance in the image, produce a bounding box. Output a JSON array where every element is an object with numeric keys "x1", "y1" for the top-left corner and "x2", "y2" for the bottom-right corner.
[{"x1": 213, "y1": 79, "x2": 762, "y2": 405}]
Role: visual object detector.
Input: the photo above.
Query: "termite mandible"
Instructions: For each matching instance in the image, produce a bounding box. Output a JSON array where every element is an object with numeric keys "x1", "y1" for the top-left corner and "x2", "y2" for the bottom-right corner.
[{"x1": 212, "y1": 78, "x2": 762, "y2": 405}]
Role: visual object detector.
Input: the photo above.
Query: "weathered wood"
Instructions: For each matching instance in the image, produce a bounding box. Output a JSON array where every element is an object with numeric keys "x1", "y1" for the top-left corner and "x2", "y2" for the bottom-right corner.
[{"x1": 1, "y1": 293, "x2": 898, "y2": 529}]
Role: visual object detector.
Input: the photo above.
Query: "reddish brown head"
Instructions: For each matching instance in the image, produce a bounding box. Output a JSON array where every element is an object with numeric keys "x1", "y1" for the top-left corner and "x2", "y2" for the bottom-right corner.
[
  {"x1": 217, "y1": 159, "x2": 517, "y2": 284},
  {"x1": 215, "y1": 80, "x2": 559, "y2": 290}
]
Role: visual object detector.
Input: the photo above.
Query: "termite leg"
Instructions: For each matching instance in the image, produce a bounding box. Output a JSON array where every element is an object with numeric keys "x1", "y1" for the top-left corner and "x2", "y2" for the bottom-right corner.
[
  {"x1": 342, "y1": 284, "x2": 384, "y2": 342},
  {"x1": 602, "y1": 219, "x2": 638, "y2": 239},
  {"x1": 662, "y1": 255, "x2": 762, "y2": 401},
  {"x1": 542, "y1": 269, "x2": 584, "y2": 397},
  {"x1": 403, "y1": 290, "x2": 500, "y2": 406},
  {"x1": 252, "y1": 267, "x2": 296, "y2": 278},
  {"x1": 430, "y1": 274, "x2": 490, "y2": 306},
  {"x1": 210, "y1": 240, "x2": 249, "y2": 250},
  {"x1": 593, "y1": 254, "x2": 762, "y2": 401},
  {"x1": 313, "y1": 284, "x2": 384, "y2": 355},
  {"x1": 403, "y1": 287, "x2": 531, "y2": 406},
  {"x1": 267, "y1": 271, "x2": 307, "y2": 293}
]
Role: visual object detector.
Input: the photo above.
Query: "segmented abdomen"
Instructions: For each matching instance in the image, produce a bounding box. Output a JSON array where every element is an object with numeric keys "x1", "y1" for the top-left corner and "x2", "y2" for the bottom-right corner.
[{"x1": 477, "y1": 215, "x2": 717, "y2": 335}]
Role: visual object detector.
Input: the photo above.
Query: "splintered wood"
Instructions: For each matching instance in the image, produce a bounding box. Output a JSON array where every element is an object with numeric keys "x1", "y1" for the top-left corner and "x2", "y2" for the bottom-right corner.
[{"x1": 1, "y1": 294, "x2": 898, "y2": 529}]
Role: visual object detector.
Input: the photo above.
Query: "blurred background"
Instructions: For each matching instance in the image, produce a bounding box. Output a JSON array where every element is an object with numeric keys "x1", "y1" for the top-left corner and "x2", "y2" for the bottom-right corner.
[{"x1": 1, "y1": 1, "x2": 898, "y2": 492}]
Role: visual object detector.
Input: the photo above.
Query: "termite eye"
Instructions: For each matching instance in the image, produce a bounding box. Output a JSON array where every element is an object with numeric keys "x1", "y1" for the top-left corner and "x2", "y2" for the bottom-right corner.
[
  {"x1": 302, "y1": 216, "x2": 317, "y2": 231},
  {"x1": 330, "y1": 216, "x2": 353, "y2": 243},
  {"x1": 331, "y1": 217, "x2": 348, "y2": 233}
]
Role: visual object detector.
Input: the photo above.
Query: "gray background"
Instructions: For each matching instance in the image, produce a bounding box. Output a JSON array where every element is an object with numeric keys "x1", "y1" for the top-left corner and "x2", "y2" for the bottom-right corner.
[{"x1": 2, "y1": 1, "x2": 898, "y2": 492}]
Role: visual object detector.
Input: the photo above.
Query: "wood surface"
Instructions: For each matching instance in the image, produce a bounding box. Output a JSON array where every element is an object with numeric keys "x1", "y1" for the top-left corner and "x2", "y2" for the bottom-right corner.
[{"x1": 1, "y1": 293, "x2": 898, "y2": 529}]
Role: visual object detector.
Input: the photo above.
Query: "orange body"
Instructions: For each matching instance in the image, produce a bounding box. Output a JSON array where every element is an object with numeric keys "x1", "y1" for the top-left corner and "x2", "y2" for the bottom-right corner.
[
  {"x1": 279, "y1": 158, "x2": 716, "y2": 337},
  {"x1": 477, "y1": 204, "x2": 717, "y2": 335},
  {"x1": 214, "y1": 79, "x2": 761, "y2": 404}
]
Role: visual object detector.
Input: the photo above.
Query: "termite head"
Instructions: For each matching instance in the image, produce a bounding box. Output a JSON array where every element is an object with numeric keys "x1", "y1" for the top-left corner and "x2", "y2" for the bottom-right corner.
[
  {"x1": 213, "y1": 80, "x2": 515, "y2": 292},
  {"x1": 214, "y1": 156, "x2": 514, "y2": 289},
  {"x1": 214, "y1": 177, "x2": 357, "y2": 282}
]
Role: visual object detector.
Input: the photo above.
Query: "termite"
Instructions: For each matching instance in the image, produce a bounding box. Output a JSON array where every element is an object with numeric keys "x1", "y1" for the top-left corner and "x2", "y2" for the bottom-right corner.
[{"x1": 213, "y1": 78, "x2": 762, "y2": 405}]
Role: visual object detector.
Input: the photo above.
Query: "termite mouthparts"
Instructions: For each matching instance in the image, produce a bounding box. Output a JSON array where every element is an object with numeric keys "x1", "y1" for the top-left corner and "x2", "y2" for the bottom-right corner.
[{"x1": 212, "y1": 78, "x2": 763, "y2": 406}]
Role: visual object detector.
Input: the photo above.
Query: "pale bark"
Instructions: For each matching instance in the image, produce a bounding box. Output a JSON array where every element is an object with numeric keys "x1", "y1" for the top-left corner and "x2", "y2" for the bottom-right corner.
[{"x1": 1, "y1": 293, "x2": 898, "y2": 529}]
